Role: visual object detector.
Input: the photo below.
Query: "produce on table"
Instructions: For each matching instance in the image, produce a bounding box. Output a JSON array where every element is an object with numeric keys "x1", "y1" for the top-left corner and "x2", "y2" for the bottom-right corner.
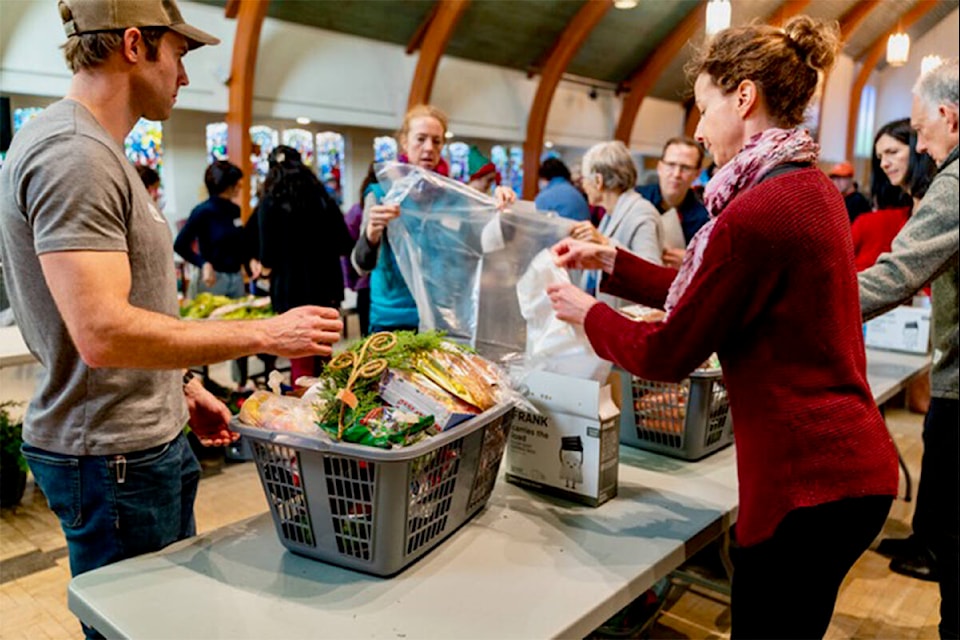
[{"x1": 180, "y1": 293, "x2": 274, "y2": 320}]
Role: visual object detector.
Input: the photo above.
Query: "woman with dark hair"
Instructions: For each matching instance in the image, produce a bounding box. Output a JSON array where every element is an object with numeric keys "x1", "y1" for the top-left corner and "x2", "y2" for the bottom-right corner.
[
  {"x1": 854, "y1": 118, "x2": 937, "y2": 270},
  {"x1": 258, "y1": 145, "x2": 353, "y2": 381},
  {"x1": 548, "y1": 16, "x2": 897, "y2": 638},
  {"x1": 856, "y1": 118, "x2": 937, "y2": 573},
  {"x1": 175, "y1": 160, "x2": 255, "y2": 298}
]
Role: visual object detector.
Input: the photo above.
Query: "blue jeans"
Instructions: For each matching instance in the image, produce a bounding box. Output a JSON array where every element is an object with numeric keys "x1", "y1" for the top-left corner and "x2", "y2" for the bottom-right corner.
[{"x1": 22, "y1": 432, "x2": 201, "y2": 638}]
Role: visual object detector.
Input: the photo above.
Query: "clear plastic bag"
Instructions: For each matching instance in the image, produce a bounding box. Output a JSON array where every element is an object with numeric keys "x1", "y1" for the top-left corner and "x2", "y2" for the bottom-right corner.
[{"x1": 375, "y1": 163, "x2": 571, "y2": 361}]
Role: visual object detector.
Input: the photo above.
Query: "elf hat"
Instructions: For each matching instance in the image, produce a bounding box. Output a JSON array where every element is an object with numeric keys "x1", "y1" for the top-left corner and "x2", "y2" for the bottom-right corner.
[{"x1": 467, "y1": 145, "x2": 499, "y2": 184}]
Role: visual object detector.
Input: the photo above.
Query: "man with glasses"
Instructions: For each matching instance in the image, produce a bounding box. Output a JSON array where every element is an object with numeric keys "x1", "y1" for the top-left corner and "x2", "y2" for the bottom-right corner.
[{"x1": 636, "y1": 136, "x2": 709, "y2": 267}]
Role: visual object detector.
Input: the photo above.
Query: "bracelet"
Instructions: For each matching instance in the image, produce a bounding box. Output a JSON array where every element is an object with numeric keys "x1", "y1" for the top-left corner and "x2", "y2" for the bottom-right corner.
[{"x1": 183, "y1": 371, "x2": 197, "y2": 387}]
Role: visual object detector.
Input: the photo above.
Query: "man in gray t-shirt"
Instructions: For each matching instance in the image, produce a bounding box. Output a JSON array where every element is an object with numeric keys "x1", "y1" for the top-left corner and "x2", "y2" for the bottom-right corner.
[{"x1": 0, "y1": 2, "x2": 342, "y2": 636}]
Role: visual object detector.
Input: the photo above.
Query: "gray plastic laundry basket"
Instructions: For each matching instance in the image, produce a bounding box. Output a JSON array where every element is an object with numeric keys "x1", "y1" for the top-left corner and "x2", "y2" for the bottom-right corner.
[
  {"x1": 232, "y1": 402, "x2": 513, "y2": 576},
  {"x1": 618, "y1": 368, "x2": 733, "y2": 461}
]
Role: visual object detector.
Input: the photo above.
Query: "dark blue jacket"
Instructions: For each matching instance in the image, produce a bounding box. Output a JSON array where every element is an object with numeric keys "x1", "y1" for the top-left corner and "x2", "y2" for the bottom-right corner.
[
  {"x1": 174, "y1": 197, "x2": 248, "y2": 273},
  {"x1": 535, "y1": 177, "x2": 590, "y2": 222},
  {"x1": 636, "y1": 183, "x2": 710, "y2": 245}
]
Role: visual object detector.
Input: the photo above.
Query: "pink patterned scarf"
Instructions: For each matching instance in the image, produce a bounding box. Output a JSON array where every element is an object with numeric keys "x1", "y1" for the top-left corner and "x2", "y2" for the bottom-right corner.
[{"x1": 663, "y1": 127, "x2": 820, "y2": 317}]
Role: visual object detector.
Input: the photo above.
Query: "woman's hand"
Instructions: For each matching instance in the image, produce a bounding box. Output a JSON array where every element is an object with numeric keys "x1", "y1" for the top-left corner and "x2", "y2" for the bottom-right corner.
[
  {"x1": 365, "y1": 203, "x2": 401, "y2": 244},
  {"x1": 662, "y1": 248, "x2": 685, "y2": 269},
  {"x1": 547, "y1": 282, "x2": 598, "y2": 327},
  {"x1": 184, "y1": 377, "x2": 238, "y2": 447},
  {"x1": 569, "y1": 221, "x2": 606, "y2": 245},
  {"x1": 493, "y1": 186, "x2": 517, "y2": 210},
  {"x1": 552, "y1": 238, "x2": 617, "y2": 273},
  {"x1": 201, "y1": 262, "x2": 217, "y2": 287}
]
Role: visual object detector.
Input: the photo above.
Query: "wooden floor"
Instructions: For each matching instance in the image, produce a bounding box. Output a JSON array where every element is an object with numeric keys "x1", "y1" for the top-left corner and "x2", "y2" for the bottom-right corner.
[{"x1": 0, "y1": 355, "x2": 941, "y2": 639}]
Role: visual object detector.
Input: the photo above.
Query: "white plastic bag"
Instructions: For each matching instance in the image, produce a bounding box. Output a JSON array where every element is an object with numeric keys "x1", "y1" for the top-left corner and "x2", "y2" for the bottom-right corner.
[{"x1": 515, "y1": 250, "x2": 611, "y2": 382}]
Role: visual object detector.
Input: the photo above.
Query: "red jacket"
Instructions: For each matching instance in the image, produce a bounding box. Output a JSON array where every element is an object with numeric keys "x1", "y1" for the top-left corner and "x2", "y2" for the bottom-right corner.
[
  {"x1": 585, "y1": 167, "x2": 898, "y2": 547},
  {"x1": 852, "y1": 206, "x2": 911, "y2": 272}
]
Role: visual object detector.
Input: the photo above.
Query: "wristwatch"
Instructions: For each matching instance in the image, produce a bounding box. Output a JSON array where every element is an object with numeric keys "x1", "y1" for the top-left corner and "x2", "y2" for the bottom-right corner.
[{"x1": 183, "y1": 370, "x2": 197, "y2": 387}]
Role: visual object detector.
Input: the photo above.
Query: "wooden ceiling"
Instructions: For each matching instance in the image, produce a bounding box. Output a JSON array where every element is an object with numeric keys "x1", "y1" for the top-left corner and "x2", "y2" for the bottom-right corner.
[{"x1": 197, "y1": 0, "x2": 958, "y2": 103}]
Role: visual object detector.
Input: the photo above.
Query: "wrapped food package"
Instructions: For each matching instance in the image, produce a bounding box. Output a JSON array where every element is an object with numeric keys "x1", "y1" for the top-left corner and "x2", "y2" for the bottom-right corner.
[
  {"x1": 635, "y1": 389, "x2": 686, "y2": 434},
  {"x1": 379, "y1": 368, "x2": 481, "y2": 431},
  {"x1": 237, "y1": 391, "x2": 323, "y2": 436}
]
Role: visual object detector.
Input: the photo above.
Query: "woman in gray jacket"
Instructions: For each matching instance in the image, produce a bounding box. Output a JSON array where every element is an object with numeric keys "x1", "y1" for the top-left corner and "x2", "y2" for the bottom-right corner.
[{"x1": 572, "y1": 140, "x2": 663, "y2": 310}]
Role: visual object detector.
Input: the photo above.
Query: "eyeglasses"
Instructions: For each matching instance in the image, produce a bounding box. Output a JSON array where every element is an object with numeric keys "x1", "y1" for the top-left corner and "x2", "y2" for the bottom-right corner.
[{"x1": 660, "y1": 161, "x2": 699, "y2": 174}]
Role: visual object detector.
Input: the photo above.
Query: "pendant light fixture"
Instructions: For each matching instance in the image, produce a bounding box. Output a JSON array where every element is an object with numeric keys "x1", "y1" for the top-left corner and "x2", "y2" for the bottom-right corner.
[
  {"x1": 706, "y1": 0, "x2": 732, "y2": 36},
  {"x1": 886, "y1": 32, "x2": 910, "y2": 67}
]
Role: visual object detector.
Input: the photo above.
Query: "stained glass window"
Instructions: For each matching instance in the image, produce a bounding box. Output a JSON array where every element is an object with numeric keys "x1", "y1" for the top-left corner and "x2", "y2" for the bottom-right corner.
[
  {"x1": 249, "y1": 125, "x2": 278, "y2": 206},
  {"x1": 444, "y1": 141, "x2": 469, "y2": 183},
  {"x1": 316, "y1": 131, "x2": 345, "y2": 205},
  {"x1": 205, "y1": 122, "x2": 228, "y2": 161},
  {"x1": 374, "y1": 136, "x2": 398, "y2": 163},
  {"x1": 282, "y1": 128, "x2": 314, "y2": 166},
  {"x1": 492, "y1": 145, "x2": 523, "y2": 195},
  {"x1": 854, "y1": 85, "x2": 877, "y2": 159},
  {"x1": 124, "y1": 118, "x2": 163, "y2": 171},
  {"x1": 13, "y1": 107, "x2": 44, "y2": 133}
]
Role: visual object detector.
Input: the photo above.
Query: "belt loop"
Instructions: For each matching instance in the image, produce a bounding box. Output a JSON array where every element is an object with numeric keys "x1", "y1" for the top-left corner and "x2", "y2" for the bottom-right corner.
[{"x1": 114, "y1": 455, "x2": 126, "y2": 484}]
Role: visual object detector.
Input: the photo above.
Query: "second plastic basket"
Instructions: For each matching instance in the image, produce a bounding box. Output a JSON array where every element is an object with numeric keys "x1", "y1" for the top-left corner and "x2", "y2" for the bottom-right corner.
[
  {"x1": 618, "y1": 368, "x2": 733, "y2": 461},
  {"x1": 232, "y1": 402, "x2": 513, "y2": 576}
]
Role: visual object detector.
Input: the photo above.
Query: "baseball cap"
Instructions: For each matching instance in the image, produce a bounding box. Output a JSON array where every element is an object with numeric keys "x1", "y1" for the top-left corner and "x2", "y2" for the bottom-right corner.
[
  {"x1": 59, "y1": 0, "x2": 220, "y2": 50},
  {"x1": 828, "y1": 161, "x2": 854, "y2": 178}
]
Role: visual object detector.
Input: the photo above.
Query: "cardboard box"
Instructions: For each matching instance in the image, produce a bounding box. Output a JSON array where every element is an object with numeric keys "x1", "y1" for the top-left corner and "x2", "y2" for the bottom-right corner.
[
  {"x1": 865, "y1": 306, "x2": 931, "y2": 354},
  {"x1": 505, "y1": 370, "x2": 620, "y2": 507}
]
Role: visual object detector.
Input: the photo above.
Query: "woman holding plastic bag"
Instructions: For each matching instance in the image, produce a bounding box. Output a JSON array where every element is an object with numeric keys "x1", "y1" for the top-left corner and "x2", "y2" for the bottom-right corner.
[
  {"x1": 350, "y1": 104, "x2": 515, "y2": 334},
  {"x1": 548, "y1": 17, "x2": 897, "y2": 639}
]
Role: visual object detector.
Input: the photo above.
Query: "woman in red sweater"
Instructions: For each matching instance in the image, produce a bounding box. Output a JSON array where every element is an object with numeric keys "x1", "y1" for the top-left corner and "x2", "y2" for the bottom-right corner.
[
  {"x1": 852, "y1": 118, "x2": 936, "y2": 271},
  {"x1": 547, "y1": 17, "x2": 898, "y2": 639}
]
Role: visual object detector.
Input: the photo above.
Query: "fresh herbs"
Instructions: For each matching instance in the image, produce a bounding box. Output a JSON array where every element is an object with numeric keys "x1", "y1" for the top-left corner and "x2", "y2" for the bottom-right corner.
[
  {"x1": 0, "y1": 401, "x2": 27, "y2": 473},
  {"x1": 315, "y1": 331, "x2": 446, "y2": 434}
]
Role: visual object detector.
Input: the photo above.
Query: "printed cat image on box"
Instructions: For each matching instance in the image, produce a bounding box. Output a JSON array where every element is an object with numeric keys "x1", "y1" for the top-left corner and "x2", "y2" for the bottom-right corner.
[{"x1": 559, "y1": 436, "x2": 584, "y2": 489}]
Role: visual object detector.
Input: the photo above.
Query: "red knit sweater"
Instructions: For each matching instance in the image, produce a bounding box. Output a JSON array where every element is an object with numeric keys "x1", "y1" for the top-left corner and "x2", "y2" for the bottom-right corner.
[
  {"x1": 852, "y1": 206, "x2": 911, "y2": 272},
  {"x1": 584, "y1": 167, "x2": 898, "y2": 547}
]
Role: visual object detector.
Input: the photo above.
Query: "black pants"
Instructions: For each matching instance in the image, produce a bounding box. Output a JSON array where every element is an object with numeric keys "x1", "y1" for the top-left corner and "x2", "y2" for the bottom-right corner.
[
  {"x1": 356, "y1": 287, "x2": 371, "y2": 337},
  {"x1": 731, "y1": 494, "x2": 893, "y2": 639},
  {"x1": 918, "y1": 397, "x2": 959, "y2": 639}
]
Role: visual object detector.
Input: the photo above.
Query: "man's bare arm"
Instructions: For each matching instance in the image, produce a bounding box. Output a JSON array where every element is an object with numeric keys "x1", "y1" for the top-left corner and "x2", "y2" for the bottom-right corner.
[{"x1": 40, "y1": 251, "x2": 342, "y2": 369}]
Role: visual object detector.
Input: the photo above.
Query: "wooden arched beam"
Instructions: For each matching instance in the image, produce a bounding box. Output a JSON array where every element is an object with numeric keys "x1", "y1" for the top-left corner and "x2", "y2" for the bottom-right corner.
[
  {"x1": 684, "y1": 99, "x2": 699, "y2": 138},
  {"x1": 613, "y1": 2, "x2": 704, "y2": 145},
  {"x1": 226, "y1": 0, "x2": 269, "y2": 223},
  {"x1": 814, "y1": 0, "x2": 880, "y2": 146},
  {"x1": 769, "y1": 0, "x2": 811, "y2": 27},
  {"x1": 521, "y1": 0, "x2": 611, "y2": 199},
  {"x1": 845, "y1": 0, "x2": 938, "y2": 160},
  {"x1": 406, "y1": 0, "x2": 470, "y2": 110},
  {"x1": 839, "y1": 0, "x2": 881, "y2": 39}
]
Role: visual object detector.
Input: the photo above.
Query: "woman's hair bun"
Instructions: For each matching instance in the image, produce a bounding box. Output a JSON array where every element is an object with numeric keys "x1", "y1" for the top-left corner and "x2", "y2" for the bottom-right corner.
[{"x1": 783, "y1": 15, "x2": 840, "y2": 73}]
